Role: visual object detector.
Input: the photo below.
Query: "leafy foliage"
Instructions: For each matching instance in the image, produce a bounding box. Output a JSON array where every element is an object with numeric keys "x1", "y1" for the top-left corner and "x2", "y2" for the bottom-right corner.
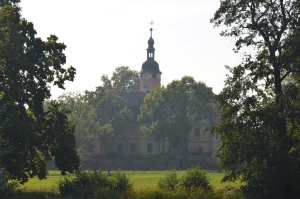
[
  {"x1": 157, "y1": 168, "x2": 179, "y2": 191},
  {"x1": 157, "y1": 166, "x2": 212, "y2": 192},
  {"x1": 57, "y1": 170, "x2": 133, "y2": 199},
  {"x1": 179, "y1": 165, "x2": 212, "y2": 191},
  {"x1": 57, "y1": 92, "x2": 98, "y2": 155},
  {"x1": 101, "y1": 66, "x2": 140, "y2": 91},
  {"x1": 0, "y1": 181, "x2": 19, "y2": 199},
  {"x1": 211, "y1": 0, "x2": 300, "y2": 198},
  {"x1": 0, "y1": 1, "x2": 79, "y2": 183},
  {"x1": 86, "y1": 87, "x2": 133, "y2": 156},
  {"x1": 138, "y1": 76, "x2": 217, "y2": 162}
]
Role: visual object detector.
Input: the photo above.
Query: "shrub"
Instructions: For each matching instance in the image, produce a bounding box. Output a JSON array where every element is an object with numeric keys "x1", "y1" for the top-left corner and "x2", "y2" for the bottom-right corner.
[
  {"x1": 109, "y1": 171, "x2": 133, "y2": 193},
  {"x1": 57, "y1": 170, "x2": 132, "y2": 198},
  {"x1": 0, "y1": 181, "x2": 19, "y2": 199},
  {"x1": 157, "y1": 168, "x2": 179, "y2": 190},
  {"x1": 179, "y1": 165, "x2": 212, "y2": 190}
]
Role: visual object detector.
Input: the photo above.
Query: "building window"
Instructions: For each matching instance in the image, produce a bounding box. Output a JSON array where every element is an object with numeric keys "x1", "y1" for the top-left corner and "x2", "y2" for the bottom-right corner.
[
  {"x1": 152, "y1": 74, "x2": 156, "y2": 78},
  {"x1": 198, "y1": 146, "x2": 203, "y2": 153},
  {"x1": 147, "y1": 143, "x2": 153, "y2": 153},
  {"x1": 134, "y1": 98, "x2": 139, "y2": 104},
  {"x1": 130, "y1": 143, "x2": 135, "y2": 153},
  {"x1": 131, "y1": 125, "x2": 136, "y2": 136},
  {"x1": 117, "y1": 143, "x2": 122, "y2": 154},
  {"x1": 194, "y1": 128, "x2": 200, "y2": 137}
]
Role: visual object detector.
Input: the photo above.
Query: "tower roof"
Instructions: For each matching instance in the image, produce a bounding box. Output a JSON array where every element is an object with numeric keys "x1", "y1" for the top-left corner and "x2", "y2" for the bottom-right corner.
[
  {"x1": 147, "y1": 28, "x2": 155, "y2": 49},
  {"x1": 140, "y1": 28, "x2": 162, "y2": 74}
]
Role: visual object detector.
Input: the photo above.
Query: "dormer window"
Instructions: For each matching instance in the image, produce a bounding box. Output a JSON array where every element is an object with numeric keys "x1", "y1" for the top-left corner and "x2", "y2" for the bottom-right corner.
[{"x1": 134, "y1": 98, "x2": 139, "y2": 104}]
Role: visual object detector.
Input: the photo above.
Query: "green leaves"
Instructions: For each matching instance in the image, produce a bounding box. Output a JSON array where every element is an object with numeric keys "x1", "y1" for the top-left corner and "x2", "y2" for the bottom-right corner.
[
  {"x1": 86, "y1": 87, "x2": 133, "y2": 156},
  {"x1": 138, "y1": 76, "x2": 217, "y2": 158},
  {"x1": 57, "y1": 92, "x2": 97, "y2": 155},
  {"x1": 0, "y1": 3, "x2": 79, "y2": 183},
  {"x1": 212, "y1": 0, "x2": 300, "y2": 197},
  {"x1": 101, "y1": 66, "x2": 140, "y2": 91}
]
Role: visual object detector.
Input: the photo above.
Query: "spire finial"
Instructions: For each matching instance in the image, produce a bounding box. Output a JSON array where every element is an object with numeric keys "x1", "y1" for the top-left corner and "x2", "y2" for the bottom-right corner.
[{"x1": 150, "y1": 21, "x2": 154, "y2": 37}]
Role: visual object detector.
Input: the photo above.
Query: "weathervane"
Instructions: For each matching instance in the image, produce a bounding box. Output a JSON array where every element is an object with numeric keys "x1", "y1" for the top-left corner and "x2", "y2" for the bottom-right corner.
[{"x1": 150, "y1": 21, "x2": 154, "y2": 28}]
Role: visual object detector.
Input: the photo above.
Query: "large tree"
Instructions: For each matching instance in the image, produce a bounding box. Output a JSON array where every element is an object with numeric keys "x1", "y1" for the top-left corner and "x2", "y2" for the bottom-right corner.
[
  {"x1": 211, "y1": 1, "x2": 300, "y2": 198},
  {"x1": 86, "y1": 87, "x2": 133, "y2": 156},
  {"x1": 101, "y1": 66, "x2": 140, "y2": 91},
  {"x1": 0, "y1": 1, "x2": 79, "y2": 183},
  {"x1": 57, "y1": 92, "x2": 98, "y2": 155},
  {"x1": 138, "y1": 76, "x2": 216, "y2": 166}
]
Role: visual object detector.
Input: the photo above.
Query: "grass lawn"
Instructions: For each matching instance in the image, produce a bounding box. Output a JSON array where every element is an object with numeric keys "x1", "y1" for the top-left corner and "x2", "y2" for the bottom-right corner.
[{"x1": 19, "y1": 170, "x2": 241, "y2": 192}]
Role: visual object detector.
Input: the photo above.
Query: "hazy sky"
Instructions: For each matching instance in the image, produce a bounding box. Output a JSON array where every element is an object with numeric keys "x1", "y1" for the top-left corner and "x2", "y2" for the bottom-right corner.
[{"x1": 19, "y1": 0, "x2": 243, "y2": 98}]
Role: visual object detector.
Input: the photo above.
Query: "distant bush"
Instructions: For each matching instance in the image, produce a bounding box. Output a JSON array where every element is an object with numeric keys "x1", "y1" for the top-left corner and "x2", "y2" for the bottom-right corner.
[
  {"x1": 179, "y1": 165, "x2": 212, "y2": 190},
  {"x1": 157, "y1": 168, "x2": 179, "y2": 190},
  {"x1": 109, "y1": 171, "x2": 133, "y2": 193},
  {"x1": 0, "y1": 181, "x2": 19, "y2": 199},
  {"x1": 134, "y1": 187, "x2": 245, "y2": 199},
  {"x1": 57, "y1": 170, "x2": 132, "y2": 199},
  {"x1": 158, "y1": 165, "x2": 212, "y2": 192}
]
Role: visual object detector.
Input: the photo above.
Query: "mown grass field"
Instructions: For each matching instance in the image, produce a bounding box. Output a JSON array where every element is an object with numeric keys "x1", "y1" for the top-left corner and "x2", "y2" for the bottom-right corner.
[{"x1": 19, "y1": 170, "x2": 241, "y2": 192}]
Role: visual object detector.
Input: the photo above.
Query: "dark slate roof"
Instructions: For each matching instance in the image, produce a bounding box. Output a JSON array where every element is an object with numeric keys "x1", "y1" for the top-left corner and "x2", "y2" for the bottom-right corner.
[
  {"x1": 118, "y1": 91, "x2": 153, "y2": 122},
  {"x1": 118, "y1": 91, "x2": 147, "y2": 107},
  {"x1": 147, "y1": 37, "x2": 154, "y2": 49},
  {"x1": 140, "y1": 60, "x2": 162, "y2": 74}
]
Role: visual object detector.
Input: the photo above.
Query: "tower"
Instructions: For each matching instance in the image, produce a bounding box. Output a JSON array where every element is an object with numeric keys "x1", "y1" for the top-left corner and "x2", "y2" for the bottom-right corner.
[{"x1": 140, "y1": 28, "x2": 162, "y2": 92}]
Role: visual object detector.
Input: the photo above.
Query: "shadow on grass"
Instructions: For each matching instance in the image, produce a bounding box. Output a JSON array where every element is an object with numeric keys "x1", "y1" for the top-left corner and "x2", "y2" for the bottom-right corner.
[{"x1": 14, "y1": 191, "x2": 58, "y2": 199}]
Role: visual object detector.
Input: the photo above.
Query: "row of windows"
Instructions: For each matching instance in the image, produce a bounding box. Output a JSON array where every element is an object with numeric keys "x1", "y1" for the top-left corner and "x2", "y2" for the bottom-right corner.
[
  {"x1": 130, "y1": 142, "x2": 153, "y2": 153},
  {"x1": 130, "y1": 143, "x2": 205, "y2": 154},
  {"x1": 141, "y1": 73, "x2": 160, "y2": 79},
  {"x1": 131, "y1": 126, "x2": 201, "y2": 137}
]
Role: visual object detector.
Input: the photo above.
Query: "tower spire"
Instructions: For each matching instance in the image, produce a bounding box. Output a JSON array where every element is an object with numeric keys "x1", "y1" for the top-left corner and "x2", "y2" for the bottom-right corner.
[
  {"x1": 139, "y1": 26, "x2": 162, "y2": 92},
  {"x1": 150, "y1": 21, "x2": 154, "y2": 37}
]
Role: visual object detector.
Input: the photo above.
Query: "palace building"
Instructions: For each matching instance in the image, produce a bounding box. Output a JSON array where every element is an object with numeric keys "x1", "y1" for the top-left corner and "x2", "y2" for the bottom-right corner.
[{"x1": 92, "y1": 28, "x2": 220, "y2": 157}]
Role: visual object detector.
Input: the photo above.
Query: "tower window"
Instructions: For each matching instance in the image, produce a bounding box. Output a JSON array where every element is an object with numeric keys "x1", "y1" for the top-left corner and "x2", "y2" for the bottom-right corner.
[
  {"x1": 152, "y1": 74, "x2": 156, "y2": 78},
  {"x1": 143, "y1": 85, "x2": 149, "y2": 93}
]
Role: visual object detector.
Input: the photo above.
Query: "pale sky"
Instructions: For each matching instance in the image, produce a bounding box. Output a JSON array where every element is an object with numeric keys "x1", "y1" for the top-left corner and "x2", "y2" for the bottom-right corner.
[{"x1": 20, "y1": 0, "x2": 243, "y2": 99}]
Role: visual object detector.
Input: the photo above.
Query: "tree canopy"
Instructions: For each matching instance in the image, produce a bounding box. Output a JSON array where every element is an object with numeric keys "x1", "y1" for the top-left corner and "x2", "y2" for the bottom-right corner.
[
  {"x1": 86, "y1": 87, "x2": 133, "y2": 156},
  {"x1": 57, "y1": 92, "x2": 98, "y2": 155},
  {"x1": 0, "y1": 2, "x2": 79, "y2": 183},
  {"x1": 211, "y1": 1, "x2": 300, "y2": 198},
  {"x1": 138, "y1": 76, "x2": 216, "y2": 166},
  {"x1": 101, "y1": 66, "x2": 140, "y2": 91}
]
